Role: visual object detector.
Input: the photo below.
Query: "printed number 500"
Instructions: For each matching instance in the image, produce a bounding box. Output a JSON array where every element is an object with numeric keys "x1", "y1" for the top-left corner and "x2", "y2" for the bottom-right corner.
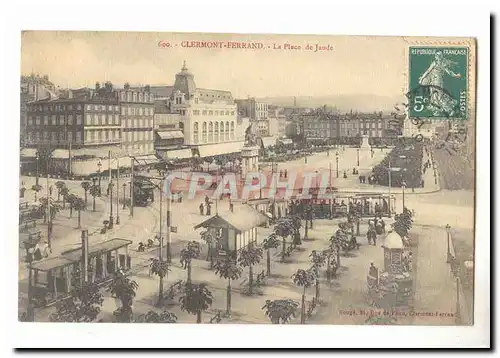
[{"x1": 413, "y1": 96, "x2": 424, "y2": 112}]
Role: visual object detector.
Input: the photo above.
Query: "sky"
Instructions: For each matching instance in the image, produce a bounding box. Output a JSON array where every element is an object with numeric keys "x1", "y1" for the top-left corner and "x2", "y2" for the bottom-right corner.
[{"x1": 21, "y1": 31, "x2": 411, "y2": 99}]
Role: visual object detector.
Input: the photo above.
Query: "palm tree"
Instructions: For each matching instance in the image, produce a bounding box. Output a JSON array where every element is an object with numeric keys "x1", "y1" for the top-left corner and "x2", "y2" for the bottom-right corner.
[
  {"x1": 66, "y1": 193, "x2": 78, "y2": 218},
  {"x1": 274, "y1": 217, "x2": 294, "y2": 262},
  {"x1": 292, "y1": 268, "x2": 315, "y2": 324},
  {"x1": 39, "y1": 197, "x2": 61, "y2": 223},
  {"x1": 60, "y1": 186, "x2": 70, "y2": 209},
  {"x1": 238, "y1": 244, "x2": 263, "y2": 295},
  {"x1": 89, "y1": 184, "x2": 100, "y2": 212},
  {"x1": 309, "y1": 250, "x2": 326, "y2": 302},
  {"x1": 55, "y1": 181, "x2": 66, "y2": 202},
  {"x1": 81, "y1": 181, "x2": 91, "y2": 205},
  {"x1": 213, "y1": 257, "x2": 243, "y2": 318},
  {"x1": 107, "y1": 271, "x2": 139, "y2": 322},
  {"x1": 149, "y1": 257, "x2": 170, "y2": 306},
  {"x1": 72, "y1": 196, "x2": 86, "y2": 228},
  {"x1": 262, "y1": 299, "x2": 299, "y2": 324},
  {"x1": 179, "y1": 283, "x2": 213, "y2": 323},
  {"x1": 200, "y1": 230, "x2": 218, "y2": 269},
  {"x1": 135, "y1": 310, "x2": 177, "y2": 323},
  {"x1": 180, "y1": 241, "x2": 201, "y2": 284},
  {"x1": 31, "y1": 184, "x2": 42, "y2": 201},
  {"x1": 262, "y1": 232, "x2": 280, "y2": 276}
]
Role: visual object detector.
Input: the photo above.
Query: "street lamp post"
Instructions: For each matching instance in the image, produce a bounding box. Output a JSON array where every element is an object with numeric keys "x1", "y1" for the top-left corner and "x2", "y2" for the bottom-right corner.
[
  {"x1": 122, "y1": 183, "x2": 127, "y2": 209},
  {"x1": 335, "y1": 151, "x2": 339, "y2": 178},
  {"x1": 356, "y1": 148, "x2": 360, "y2": 167},
  {"x1": 35, "y1": 152, "x2": 39, "y2": 185},
  {"x1": 97, "y1": 160, "x2": 102, "y2": 196},
  {"x1": 108, "y1": 181, "x2": 114, "y2": 229}
]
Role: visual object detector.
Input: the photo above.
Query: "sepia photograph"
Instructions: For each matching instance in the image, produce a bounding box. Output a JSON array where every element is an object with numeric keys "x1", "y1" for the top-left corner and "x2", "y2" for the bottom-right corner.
[{"x1": 17, "y1": 31, "x2": 477, "y2": 327}]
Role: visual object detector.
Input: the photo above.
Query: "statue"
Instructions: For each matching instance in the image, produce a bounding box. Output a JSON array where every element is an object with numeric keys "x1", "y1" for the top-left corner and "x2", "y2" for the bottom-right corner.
[{"x1": 245, "y1": 125, "x2": 257, "y2": 147}]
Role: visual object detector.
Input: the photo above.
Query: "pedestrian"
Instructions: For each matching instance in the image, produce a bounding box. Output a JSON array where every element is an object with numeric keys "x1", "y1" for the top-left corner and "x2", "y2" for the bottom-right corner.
[
  {"x1": 206, "y1": 203, "x2": 211, "y2": 216},
  {"x1": 20, "y1": 185, "x2": 26, "y2": 198},
  {"x1": 369, "y1": 261, "x2": 379, "y2": 278},
  {"x1": 205, "y1": 194, "x2": 210, "y2": 205},
  {"x1": 284, "y1": 169, "x2": 288, "y2": 179},
  {"x1": 49, "y1": 185, "x2": 53, "y2": 197},
  {"x1": 199, "y1": 202, "x2": 204, "y2": 215},
  {"x1": 42, "y1": 241, "x2": 51, "y2": 258},
  {"x1": 229, "y1": 201, "x2": 234, "y2": 213}
]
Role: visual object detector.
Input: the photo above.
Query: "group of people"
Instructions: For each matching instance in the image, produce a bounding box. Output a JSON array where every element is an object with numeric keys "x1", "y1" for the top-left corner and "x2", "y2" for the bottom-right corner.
[
  {"x1": 26, "y1": 241, "x2": 51, "y2": 263},
  {"x1": 199, "y1": 195, "x2": 213, "y2": 216},
  {"x1": 366, "y1": 215, "x2": 386, "y2": 246},
  {"x1": 358, "y1": 175, "x2": 376, "y2": 184},
  {"x1": 279, "y1": 170, "x2": 288, "y2": 179}
]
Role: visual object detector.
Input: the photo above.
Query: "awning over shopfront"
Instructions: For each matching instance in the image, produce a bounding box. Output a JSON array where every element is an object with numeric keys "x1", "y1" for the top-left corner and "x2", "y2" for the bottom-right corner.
[
  {"x1": 165, "y1": 148, "x2": 192, "y2": 160},
  {"x1": 197, "y1": 141, "x2": 244, "y2": 158},
  {"x1": 279, "y1": 138, "x2": 293, "y2": 145},
  {"x1": 133, "y1": 154, "x2": 159, "y2": 166},
  {"x1": 70, "y1": 146, "x2": 129, "y2": 159},
  {"x1": 51, "y1": 149, "x2": 70, "y2": 159},
  {"x1": 20, "y1": 148, "x2": 38, "y2": 158},
  {"x1": 157, "y1": 130, "x2": 184, "y2": 140},
  {"x1": 260, "y1": 137, "x2": 277, "y2": 149}
]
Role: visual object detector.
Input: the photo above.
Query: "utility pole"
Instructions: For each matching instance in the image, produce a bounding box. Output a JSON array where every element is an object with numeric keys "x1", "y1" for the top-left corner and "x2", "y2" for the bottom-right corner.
[
  {"x1": 108, "y1": 150, "x2": 112, "y2": 184},
  {"x1": 166, "y1": 181, "x2": 172, "y2": 263},
  {"x1": 388, "y1": 158, "x2": 392, "y2": 218},
  {"x1": 27, "y1": 257, "x2": 34, "y2": 321},
  {"x1": 116, "y1": 158, "x2": 120, "y2": 225},
  {"x1": 329, "y1": 161, "x2": 333, "y2": 220},
  {"x1": 81, "y1": 229, "x2": 89, "y2": 285},
  {"x1": 46, "y1": 142, "x2": 51, "y2": 249},
  {"x1": 130, "y1": 157, "x2": 134, "y2": 217},
  {"x1": 159, "y1": 183, "x2": 163, "y2": 262}
]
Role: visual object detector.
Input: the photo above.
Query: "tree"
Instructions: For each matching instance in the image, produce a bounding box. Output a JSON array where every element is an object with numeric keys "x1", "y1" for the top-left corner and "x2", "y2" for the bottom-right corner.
[
  {"x1": 72, "y1": 196, "x2": 86, "y2": 228},
  {"x1": 149, "y1": 257, "x2": 170, "y2": 306},
  {"x1": 262, "y1": 232, "x2": 280, "y2": 276},
  {"x1": 135, "y1": 310, "x2": 177, "y2": 323},
  {"x1": 262, "y1": 299, "x2": 299, "y2": 324},
  {"x1": 39, "y1": 197, "x2": 61, "y2": 223},
  {"x1": 393, "y1": 207, "x2": 413, "y2": 238},
  {"x1": 179, "y1": 283, "x2": 213, "y2": 323},
  {"x1": 200, "y1": 230, "x2": 218, "y2": 269},
  {"x1": 89, "y1": 184, "x2": 100, "y2": 212},
  {"x1": 274, "y1": 217, "x2": 295, "y2": 262},
  {"x1": 213, "y1": 257, "x2": 243, "y2": 317},
  {"x1": 60, "y1": 186, "x2": 70, "y2": 209},
  {"x1": 55, "y1": 181, "x2": 66, "y2": 202},
  {"x1": 292, "y1": 268, "x2": 315, "y2": 324},
  {"x1": 66, "y1": 193, "x2": 78, "y2": 218},
  {"x1": 291, "y1": 215, "x2": 302, "y2": 246},
  {"x1": 81, "y1": 181, "x2": 91, "y2": 205},
  {"x1": 180, "y1": 241, "x2": 201, "y2": 284},
  {"x1": 49, "y1": 272, "x2": 104, "y2": 322},
  {"x1": 238, "y1": 245, "x2": 263, "y2": 295},
  {"x1": 309, "y1": 250, "x2": 326, "y2": 302},
  {"x1": 107, "y1": 271, "x2": 139, "y2": 322},
  {"x1": 31, "y1": 184, "x2": 42, "y2": 201}
]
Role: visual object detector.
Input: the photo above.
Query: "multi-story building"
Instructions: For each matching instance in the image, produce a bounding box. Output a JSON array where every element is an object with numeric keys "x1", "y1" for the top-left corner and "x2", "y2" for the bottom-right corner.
[
  {"x1": 236, "y1": 98, "x2": 270, "y2": 137},
  {"x1": 301, "y1": 107, "x2": 338, "y2": 141},
  {"x1": 20, "y1": 74, "x2": 58, "y2": 144},
  {"x1": 149, "y1": 62, "x2": 246, "y2": 159},
  {"x1": 22, "y1": 82, "x2": 155, "y2": 176},
  {"x1": 117, "y1": 83, "x2": 155, "y2": 154}
]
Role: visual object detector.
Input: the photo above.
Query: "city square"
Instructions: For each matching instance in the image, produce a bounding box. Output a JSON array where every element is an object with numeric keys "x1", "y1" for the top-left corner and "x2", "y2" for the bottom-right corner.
[{"x1": 18, "y1": 31, "x2": 475, "y2": 326}]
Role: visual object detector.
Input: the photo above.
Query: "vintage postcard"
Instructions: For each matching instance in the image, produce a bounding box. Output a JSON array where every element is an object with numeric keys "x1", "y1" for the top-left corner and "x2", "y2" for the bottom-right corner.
[{"x1": 18, "y1": 31, "x2": 476, "y2": 328}]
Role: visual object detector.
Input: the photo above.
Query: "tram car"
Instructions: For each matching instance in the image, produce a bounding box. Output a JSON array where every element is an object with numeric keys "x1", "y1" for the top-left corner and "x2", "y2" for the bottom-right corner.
[{"x1": 133, "y1": 176, "x2": 156, "y2": 207}]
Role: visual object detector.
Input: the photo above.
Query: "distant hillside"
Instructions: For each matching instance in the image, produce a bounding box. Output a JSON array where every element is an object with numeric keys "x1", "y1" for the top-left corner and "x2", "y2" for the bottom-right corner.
[{"x1": 256, "y1": 94, "x2": 406, "y2": 113}]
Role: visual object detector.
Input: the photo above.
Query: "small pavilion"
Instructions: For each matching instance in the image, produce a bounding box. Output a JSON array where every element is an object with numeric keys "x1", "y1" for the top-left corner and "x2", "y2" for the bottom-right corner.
[{"x1": 194, "y1": 205, "x2": 268, "y2": 260}]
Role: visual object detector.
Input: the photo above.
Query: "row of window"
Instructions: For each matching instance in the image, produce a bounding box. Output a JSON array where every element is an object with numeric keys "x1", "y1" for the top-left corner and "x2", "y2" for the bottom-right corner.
[
  {"x1": 191, "y1": 109, "x2": 236, "y2": 116},
  {"x1": 121, "y1": 131, "x2": 154, "y2": 142},
  {"x1": 26, "y1": 131, "x2": 82, "y2": 143},
  {"x1": 85, "y1": 104, "x2": 120, "y2": 113},
  {"x1": 192, "y1": 121, "x2": 235, "y2": 144},
  {"x1": 28, "y1": 104, "x2": 83, "y2": 112},
  {"x1": 122, "y1": 118, "x2": 154, "y2": 128},
  {"x1": 84, "y1": 130, "x2": 121, "y2": 143},
  {"x1": 193, "y1": 131, "x2": 236, "y2": 144},
  {"x1": 28, "y1": 115, "x2": 83, "y2": 126},
  {"x1": 121, "y1": 106, "x2": 154, "y2": 116},
  {"x1": 85, "y1": 114, "x2": 120, "y2": 126},
  {"x1": 119, "y1": 91, "x2": 154, "y2": 103}
]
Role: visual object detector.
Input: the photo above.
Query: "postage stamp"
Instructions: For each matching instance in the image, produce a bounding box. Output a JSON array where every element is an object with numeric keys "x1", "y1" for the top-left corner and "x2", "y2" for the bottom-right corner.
[{"x1": 408, "y1": 47, "x2": 469, "y2": 120}]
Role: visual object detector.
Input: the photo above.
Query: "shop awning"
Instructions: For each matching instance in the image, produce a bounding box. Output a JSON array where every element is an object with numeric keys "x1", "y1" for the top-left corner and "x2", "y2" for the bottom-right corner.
[
  {"x1": 157, "y1": 130, "x2": 184, "y2": 140},
  {"x1": 71, "y1": 146, "x2": 128, "y2": 159},
  {"x1": 61, "y1": 238, "x2": 133, "y2": 262},
  {"x1": 261, "y1": 137, "x2": 277, "y2": 148},
  {"x1": 20, "y1": 148, "x2": 38, "y2": 158},
  {"x1": 51, "y1": 149, "x2": 70, "y2": 159},
  {"x1": 133, "y1": 154, "x2": 159, "y2": 166},
  {"x1": 166, "y1": 148, "x2": 192, "y2": 160},
  {"x1": 197, "y1": 141, "x2": 244, "y2": 158}
]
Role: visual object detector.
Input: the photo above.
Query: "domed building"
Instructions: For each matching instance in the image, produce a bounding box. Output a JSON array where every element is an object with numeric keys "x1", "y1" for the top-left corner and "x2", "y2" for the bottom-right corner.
[{"x1": 152, "y1": 62, "x2": 247, "y2": 161}]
